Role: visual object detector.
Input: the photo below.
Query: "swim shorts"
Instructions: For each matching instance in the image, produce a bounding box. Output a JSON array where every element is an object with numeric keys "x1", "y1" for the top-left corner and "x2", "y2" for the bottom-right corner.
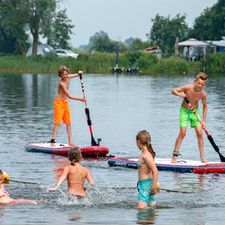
[
  {"x1": 179, "y1": 106, "x2": 201, "y2": 128},
  {"x1": 137, "y1": 179, "x2": 155, "y2": 204},
  {"x1": 54, "y1": 98, "x2": 71, "y2": 125}
]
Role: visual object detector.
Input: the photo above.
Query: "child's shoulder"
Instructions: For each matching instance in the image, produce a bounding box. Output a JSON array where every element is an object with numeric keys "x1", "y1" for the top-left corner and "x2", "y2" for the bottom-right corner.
[
  {"x1": 80, "y1": 165, "x2": 90, "y2": 173},
  {"x1": 183, "y1": 83, "x2": 193, "y2": 89},
  {"x1": 143, "y1": 151, "x2": 154, "y2": 159}
]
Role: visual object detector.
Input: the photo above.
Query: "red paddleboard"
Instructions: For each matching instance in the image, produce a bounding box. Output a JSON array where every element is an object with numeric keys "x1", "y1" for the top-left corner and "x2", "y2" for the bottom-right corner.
[{"x1": 25, "y1": 143, "x2": 109, "y2": 158}]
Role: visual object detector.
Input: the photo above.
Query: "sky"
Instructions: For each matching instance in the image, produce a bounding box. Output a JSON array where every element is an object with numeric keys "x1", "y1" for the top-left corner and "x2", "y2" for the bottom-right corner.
[{"x1": 60, "y1": 0, "x2": 218, "y2": 48}]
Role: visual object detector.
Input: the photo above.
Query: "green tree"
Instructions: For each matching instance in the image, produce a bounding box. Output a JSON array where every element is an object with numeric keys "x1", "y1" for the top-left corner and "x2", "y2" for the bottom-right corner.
[
  {"x1": 0, "y1": 0, "x2": 28, "y2": 54},
  {"x1": 23, "y1": 0, "x2": 56, "y2": 56},
  {"x1": 190, "y1": 0, "x2": 225, "y2": 40},
  {"x1": 47, "y1": 9, "x2": 74, "y2": 49},
  {"x1": 88, "y1": 31, "x2": 115, "y2": 52},
  {"x1": 148, "y1": 14, "x2": 189, "y2": 55},
  {"x1": 125, "y1": 38, "x2": 149, "y2": 51},
  {"x1": 0, "y1": 0, "x2": 74, "y2": 55}
]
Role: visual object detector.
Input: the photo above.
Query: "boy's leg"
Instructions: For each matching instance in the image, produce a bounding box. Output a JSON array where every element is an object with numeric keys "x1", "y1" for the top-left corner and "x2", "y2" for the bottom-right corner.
[
  {"x1": 172, "y1": 106, "x2": 189, "y2": 163},
  {"x1": 66, "y1": 124, "x2": 76, "y2": 146},
  {"x1": 171, "y1": 127, "x2": 187, "y2": 163},
  {"x1": 190, "y1": 109, "x2": 207, "y2": 162},
  {"x1": 52, "y1": 98, "x2": 64, "y2": 145},
  {"x1": 50, "y1": 124, "x2": 58, "y2": 146},
  {"x1": 63, "y1": 102, "x2": 75, "y2": 146},
  {"x1": 195, "y1": 126, "x2": 207, "y2": 163}
]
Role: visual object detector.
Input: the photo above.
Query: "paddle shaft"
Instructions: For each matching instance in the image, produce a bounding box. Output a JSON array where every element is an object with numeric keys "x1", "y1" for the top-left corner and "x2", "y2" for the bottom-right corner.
[
  {"x1": 10, "y1": 179, "x2": 39, "y2": 185},
  {"x1": 109, "y1": 186, "x2": 191, "y2": 194},
  {"x1": 79, "y1": 74, "x2": 99, "y2": 146},
  {"x1": 184, "y1": 97, "x2": 225, "y2": 162}
]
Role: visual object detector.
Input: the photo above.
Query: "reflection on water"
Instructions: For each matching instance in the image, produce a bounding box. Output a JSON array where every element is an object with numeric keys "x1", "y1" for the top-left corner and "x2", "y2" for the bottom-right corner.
[
  {"x1": 136, "y1": 208, "x2": 157, "y2": 225},
  {"x1": 0, "y1": 73, "x2": 225, "y2": 224}
]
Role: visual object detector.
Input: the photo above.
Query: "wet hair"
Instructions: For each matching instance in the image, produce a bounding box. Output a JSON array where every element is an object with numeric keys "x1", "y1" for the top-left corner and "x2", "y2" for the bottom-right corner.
[
  {"x1": 0, "y1": 170, "x2": 9, "y2": 183},
  {"x1": 136, "y1": 130, "x2": 156, "y2": 158},
  {"x1": 195, "y1": 72, "x2": 208, "y2": 81},
  {"x1": 68, "y1": 147, "x2": 81, "y2": 165},
  {"x1": 58, "y1": 66, "x2": 70, "y2": 77}
]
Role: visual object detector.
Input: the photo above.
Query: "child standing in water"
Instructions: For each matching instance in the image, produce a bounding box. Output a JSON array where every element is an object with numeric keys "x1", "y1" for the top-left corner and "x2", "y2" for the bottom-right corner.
[
  {"x1": 0, "y1": 170, "x2": 38, "y2": 205},
  {"x1": 48, "y1": 147, "x2": 95, "y2": 197},
  {"x1": 50, "y1": 66, "x2": 86, "y2": 146},
  {"x1": 136, "y1": 130, "x2": 159, "y2": 209}
]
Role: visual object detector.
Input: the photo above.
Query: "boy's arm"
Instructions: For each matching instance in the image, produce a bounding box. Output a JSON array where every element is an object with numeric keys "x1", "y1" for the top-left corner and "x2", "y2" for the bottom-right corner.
[
  {"x1": 69, "y1": 70, "x2": 83, "y2": 79},
  {"x1": 143, "y1": 154, "x2": 159, "y2": 195},
  {"x1": 171, "y1": 84, "x2": 189, "y2": 98},
  {"x1": 60, "y1": 83, "x2": 86, "y2": 102}
]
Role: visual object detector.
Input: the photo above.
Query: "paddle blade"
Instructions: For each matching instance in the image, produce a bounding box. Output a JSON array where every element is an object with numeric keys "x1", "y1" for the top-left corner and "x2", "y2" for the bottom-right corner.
[
  {"x1": 91, "y1": 135, "x2": 98, "y2": 146},
  {"x1": 207, "y1": 135, "x2": 225, "y2": 162},
  {"x1": 88, "y1": 122, "x2": 98, "y2": 146}
]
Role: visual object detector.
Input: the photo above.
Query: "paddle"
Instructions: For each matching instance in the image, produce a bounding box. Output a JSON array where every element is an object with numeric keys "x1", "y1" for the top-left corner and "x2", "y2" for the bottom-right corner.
[
  {"x1": 184, "y1": 97, "x2": 225, "y2": 162},
  {"x1": 10, "y1": 179, "x2": 39, "y2": 185},
  {"x1": 79, "y1": 74, "x2": 100, "y2": 146},
  {"x1": 110, "y1": 186, "x2": 191, "y2": 194}
]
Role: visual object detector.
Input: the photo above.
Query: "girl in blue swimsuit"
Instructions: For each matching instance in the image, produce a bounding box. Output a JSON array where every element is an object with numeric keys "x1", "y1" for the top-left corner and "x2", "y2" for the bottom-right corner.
[{"x1": 136, "y1": 130, "x2": 159, "y2": 209}]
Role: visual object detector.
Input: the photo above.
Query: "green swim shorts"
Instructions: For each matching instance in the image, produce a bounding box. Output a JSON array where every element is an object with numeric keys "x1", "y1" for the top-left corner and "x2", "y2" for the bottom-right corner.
[{"x1": 179, "y1": 106, "x2": 201, "y2": 128}]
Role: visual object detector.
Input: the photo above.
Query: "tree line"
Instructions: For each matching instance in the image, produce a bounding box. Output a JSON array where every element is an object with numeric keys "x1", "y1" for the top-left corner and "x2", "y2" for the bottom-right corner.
[
  {"x1": 0, "y1": 0, "x2": 224, "y2": 57},
  {"x1": 0, "y1": 0, "x2": 73, "y2": 56}
]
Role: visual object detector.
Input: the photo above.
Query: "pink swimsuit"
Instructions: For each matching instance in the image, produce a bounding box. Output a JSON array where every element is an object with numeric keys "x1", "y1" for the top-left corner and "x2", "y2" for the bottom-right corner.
[{"x1": 0, "y1": 189, "x2": 9, "y2": 198}]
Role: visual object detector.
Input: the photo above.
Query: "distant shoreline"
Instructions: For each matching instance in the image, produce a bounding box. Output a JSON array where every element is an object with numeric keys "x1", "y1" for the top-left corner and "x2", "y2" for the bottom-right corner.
[{"x1": 0, "y1": 54, "x2": 224, "y2": 75}]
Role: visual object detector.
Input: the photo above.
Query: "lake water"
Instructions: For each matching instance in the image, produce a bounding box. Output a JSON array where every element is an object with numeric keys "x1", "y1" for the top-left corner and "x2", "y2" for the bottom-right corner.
[{"x1": 0, "y1": 73, "x2": 225, "y2": 224}]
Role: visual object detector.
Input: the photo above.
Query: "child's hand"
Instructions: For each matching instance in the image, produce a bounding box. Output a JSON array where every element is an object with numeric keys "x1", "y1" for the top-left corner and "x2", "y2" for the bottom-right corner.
[
  {"x1": 150, "y1": 187, "x2": 157, "y2": 195},
  {"x1": 78, "y1": 70, "x2": 83, "y2": 75},
  {"x1": 179, "y1": 92, "x2": 186, "y2": 98},
  {"x1": 201, "y1": 120, "x2": 206, "y2": 129}
]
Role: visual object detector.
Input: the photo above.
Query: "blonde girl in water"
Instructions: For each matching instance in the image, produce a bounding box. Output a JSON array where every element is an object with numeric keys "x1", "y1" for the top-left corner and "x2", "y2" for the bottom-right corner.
[
  {"x1": 48, "y1": 147, "x2": 95, "y2": 197},
  {"x1": 0, "y1": 170, "x2": 38, "y2": 205},
  {"x1": 136, "y1": 130, "x2": 159, "y2": 209}
]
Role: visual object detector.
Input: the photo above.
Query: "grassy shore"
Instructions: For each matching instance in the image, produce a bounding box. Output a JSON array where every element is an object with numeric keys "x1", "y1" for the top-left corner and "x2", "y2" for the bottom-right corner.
[{"x1": 0, "y1": 52, "x2": 219, "y2": 75}]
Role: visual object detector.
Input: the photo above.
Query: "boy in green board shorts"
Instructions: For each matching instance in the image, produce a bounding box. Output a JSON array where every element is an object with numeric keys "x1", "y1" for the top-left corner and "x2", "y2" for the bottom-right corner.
[{"x1": 171, "y1": 72, "x2": 208, "y2": 163}]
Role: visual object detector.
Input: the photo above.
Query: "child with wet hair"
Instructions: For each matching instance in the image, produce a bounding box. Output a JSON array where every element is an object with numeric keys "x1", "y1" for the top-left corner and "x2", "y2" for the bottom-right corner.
[
  {"x1": 48, "y1": 147, "x2": 95, "y2": 197},
  {"x1": 0, "y1": 170, "x2": 38, "y2": 205},
  {"x1": 136, "y1": 130, "x2": 159, "y2": 209}
]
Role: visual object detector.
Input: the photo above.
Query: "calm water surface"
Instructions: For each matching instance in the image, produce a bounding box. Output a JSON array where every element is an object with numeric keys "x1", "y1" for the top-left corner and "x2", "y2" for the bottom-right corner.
[{"x1": 0, "y1": 73, "x2": 225, "y2": 224}]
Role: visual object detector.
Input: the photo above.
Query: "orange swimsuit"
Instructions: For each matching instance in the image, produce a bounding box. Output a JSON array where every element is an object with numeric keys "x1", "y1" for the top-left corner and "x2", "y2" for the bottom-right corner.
[{"x1": 54, "y1": 98, "x2": 71, "y2": 125}]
